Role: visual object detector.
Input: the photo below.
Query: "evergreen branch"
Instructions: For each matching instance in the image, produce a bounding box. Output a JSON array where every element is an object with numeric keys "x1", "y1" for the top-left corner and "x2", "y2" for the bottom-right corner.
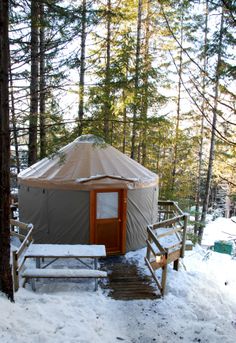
[
  {"x1": 158, "y1": 1, "x2": 215, "y2": 83},
  {"x1": 219, "y1": 175, "x2": 236, "y2": 187},
  {"x1": 221, "y1": 0, "x2": 236, "y2": 24},
  {"x1": 187, "y1": 68, "x2": 236, "y2": 124},
  {"x1": 168, "y1": 50, "x2": 236, "y2": 146}
]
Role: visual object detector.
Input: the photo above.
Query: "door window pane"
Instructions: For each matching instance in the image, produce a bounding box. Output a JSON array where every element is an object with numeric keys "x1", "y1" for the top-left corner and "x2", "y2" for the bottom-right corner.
[{"x1": 96, "y1": 192, "x2": 118, "y2": 219}]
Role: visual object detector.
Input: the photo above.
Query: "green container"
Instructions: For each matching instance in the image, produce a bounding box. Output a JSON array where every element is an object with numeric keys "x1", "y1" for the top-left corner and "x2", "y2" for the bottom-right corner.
[{"x1": 213, "y1": 240, "x2": 234, "y2": 255}]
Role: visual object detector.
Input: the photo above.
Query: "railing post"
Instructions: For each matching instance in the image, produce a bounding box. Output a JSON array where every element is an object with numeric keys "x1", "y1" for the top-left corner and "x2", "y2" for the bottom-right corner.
[
  {"x1": 12, "y1": 250, "x2": 19, "y2": 292},
  {"x1": 181, "y1": 213, "x2": 188, "y2": 258},
  {"x1": 146, "y1": 226, "x2": 152, "y2": 261}
]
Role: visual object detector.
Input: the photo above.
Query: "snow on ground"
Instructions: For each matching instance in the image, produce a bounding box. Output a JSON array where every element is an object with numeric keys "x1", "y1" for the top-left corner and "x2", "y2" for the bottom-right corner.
[
  {"x1": 1, "y1": 220, "x2": 236, "y2": 343},
  {"x1": 202, "y1": 217, "x2": 236, "y2": 246}
]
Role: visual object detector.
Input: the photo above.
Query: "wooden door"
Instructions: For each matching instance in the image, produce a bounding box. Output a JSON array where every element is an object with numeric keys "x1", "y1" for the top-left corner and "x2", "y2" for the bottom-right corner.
[{"x1": 90, "y1": 189, "x2": 127, "y2": 255}]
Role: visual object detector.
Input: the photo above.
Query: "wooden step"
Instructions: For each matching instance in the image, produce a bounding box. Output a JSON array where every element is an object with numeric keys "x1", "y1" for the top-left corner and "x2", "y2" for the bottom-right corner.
[{"x1": 100, "y1": 257, "x2": 159, "y2": 300}]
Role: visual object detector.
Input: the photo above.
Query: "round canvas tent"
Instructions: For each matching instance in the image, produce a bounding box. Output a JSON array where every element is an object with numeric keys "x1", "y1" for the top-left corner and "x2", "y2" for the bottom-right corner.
[{"x1": 18, "y1": 135, "x2": 158, "y2": 254}]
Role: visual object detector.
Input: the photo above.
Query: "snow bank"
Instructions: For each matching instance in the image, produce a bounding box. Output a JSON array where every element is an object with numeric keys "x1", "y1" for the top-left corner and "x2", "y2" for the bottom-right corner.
[
  {"x1": 1, "y1": 233, "x2": 236, "y2": 342},
  {"x1": 202, "y1": 217, "x2": 236, "y2": 246}
]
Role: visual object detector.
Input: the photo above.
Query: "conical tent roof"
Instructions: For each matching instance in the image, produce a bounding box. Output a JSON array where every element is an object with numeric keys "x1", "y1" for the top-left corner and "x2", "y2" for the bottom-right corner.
[{"x1": 18, "y1": 135, "x2": 158, "y2": 190}]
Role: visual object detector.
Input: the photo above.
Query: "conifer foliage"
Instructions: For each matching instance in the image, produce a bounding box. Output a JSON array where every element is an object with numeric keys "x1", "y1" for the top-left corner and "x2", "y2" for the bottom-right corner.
[{"x1": 0, "y1": 0, "x2": 235, "y2": 292}]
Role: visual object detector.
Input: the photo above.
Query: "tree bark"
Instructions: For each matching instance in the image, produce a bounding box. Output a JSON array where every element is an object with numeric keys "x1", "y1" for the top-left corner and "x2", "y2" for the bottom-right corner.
[
  {"x1": 194, "y1": 0, "x2": 208, "y2": 235},
  {"x1": 103, "y1": 0, "x2": 111, "y2": 142},
  {"x1": 9, "y1": 65, "x2": 20, "y2": 173},
  {"x1": 78, "y1": 0, "x2": 87, "y2": 136},
  {"x1": 141, "y1": 0, "x2": 150, "y2": 167},
  {"x1": 131, "y1": 0, "x2": 142, "y2": 160},
  {"x1": 199, "y1": 7, "x2": 224, "y2": 242},
  {"x1": 39, "y1": 2, "x2": 46, "y2": 159},
  {"x1": 171, "y1": 8, "x2": 184, "y2": 192},
  {"x1": 28, "y1": 0, "x2": 39, "y2": 166},
  {"x1": 0, "y1": 0, "x2": 14, "y2": 301},
  {"x1": 122, "y1": 89, "x2": 127, "y2": 154}
]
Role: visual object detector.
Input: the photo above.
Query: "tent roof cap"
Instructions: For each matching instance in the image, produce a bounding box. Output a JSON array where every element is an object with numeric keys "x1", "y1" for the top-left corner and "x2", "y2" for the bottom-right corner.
[{"x1": 75, "y1": 135, "x2": 105, "y2": 145}]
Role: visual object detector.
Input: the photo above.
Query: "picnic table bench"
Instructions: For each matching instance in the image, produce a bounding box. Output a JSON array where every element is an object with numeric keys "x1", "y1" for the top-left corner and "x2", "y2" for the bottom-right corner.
[{"x1": 22, "y1": 244, "x2": 107, "y2": 291}]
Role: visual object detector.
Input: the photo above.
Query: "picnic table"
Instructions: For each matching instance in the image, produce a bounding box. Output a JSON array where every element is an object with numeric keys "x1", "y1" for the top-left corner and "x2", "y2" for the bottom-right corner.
[{"x1": 22, "y1": 244, "x2": 107, "y2": 291}]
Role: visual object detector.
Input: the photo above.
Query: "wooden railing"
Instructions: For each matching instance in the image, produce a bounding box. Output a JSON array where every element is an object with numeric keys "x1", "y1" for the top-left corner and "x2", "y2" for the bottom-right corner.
[
  {"x1": 10, "y1": 219, "x2": 34, "y2": 291},
  {"x1": 145, "y1": 201, "x2": 188, "y2": 296}
]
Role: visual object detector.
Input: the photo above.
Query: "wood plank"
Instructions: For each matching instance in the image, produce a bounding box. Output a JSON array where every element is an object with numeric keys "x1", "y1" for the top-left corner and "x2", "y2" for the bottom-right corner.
[
  {"x1": 173, "y1": 259, "x2": 179, "y2": 271},
  {"x1": 12, "y1": 250, "x2": 19, "y2": 292},
  {"x1": 24, "y1": 244, "x2": 106, "y2": 258},
  {"x1": 10, "y1": 219, "x2": 33, "y2": 231},
  {"x1": 166, "y1": 241, "x2": 182, "y2": 252},
  {"x1": 146, "y1": 239, "x2": 159, "y2": 257},
  {"x1": 90, "y1": 190, "x2": 95, "y2": 243},
  {"x1": 154, "y1": 226, "x2": 183, "y2": 239},
  {"x1": 161, "y1": 264, "x2": 168, "y2": 296},
  {"x1": 10, "y1": 231, "x2": 25, "y2": 240},
  {"x1": 147, "y1": 228, "x2": 166, "y2": 253},
  {"x1": 145, "y1": 257, "x2": 162, "y2": 292},
  {"x1": 121, "y1": 189, "x2": 127, "y2": 255},
  {"x1": 181, "y1": 214, "x2": 188, "y2": 258},
  {"x1": 100, "y1": 256, "x2": 160, "y2": 300},
  {"x1": 150, "y1": 257, "x2": 166, "y2": 270},
  {"x1": 151, "y1": 214, "x2": 185, "y2": 229},
  {"x1": 167, "y1": 249, "x2": 181, "y2": 264},
  {"x1": 16, "y1": 226, "x2": 34, "y2": 257},
  {"x1": 22, "y1": 268, "x2": 107, "y2": 278}
]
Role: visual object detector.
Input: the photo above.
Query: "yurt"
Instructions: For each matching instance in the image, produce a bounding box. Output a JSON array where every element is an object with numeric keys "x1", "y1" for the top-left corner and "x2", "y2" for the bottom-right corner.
[{"x1": 18, "y1": 135, "x2": 158, "y2": 254}]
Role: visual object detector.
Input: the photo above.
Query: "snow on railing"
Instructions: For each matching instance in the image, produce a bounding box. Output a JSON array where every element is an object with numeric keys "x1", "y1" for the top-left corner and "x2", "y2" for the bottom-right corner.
[
  {"x1": 10, "y1": 219, "x2": 34, "y2": 292},
  {"x1": 145, "y1": 201, "x2": 188, "y2": 296}
]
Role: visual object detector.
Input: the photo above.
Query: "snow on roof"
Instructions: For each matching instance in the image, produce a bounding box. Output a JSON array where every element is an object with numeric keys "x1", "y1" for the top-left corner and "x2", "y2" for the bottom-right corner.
[{"x1": 18, "y1": 135, "x2": 158, "y2": 190}]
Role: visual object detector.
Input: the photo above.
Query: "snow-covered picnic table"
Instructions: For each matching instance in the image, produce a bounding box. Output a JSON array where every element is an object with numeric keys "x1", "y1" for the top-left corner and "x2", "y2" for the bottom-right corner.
[
  {"x1": 24, "y1": 244, "x2": 106, "y2": 259},
  {"x1": 22, "y1": 244, "x2": 107, "y2": 291}
]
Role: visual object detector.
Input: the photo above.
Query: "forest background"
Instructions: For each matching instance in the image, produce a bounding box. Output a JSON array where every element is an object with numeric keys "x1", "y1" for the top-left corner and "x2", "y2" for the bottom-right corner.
[
  {"x1": 0, "y1": 0, "x2": 235, "y2": 301},
  {"x1": 10, "y1": 0, "x2": 236, "y2": 232}
]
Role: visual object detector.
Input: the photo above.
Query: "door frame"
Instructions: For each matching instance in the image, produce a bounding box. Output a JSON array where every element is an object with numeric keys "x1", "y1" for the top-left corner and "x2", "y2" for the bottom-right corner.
[{"x1": 90, "y1": 188, "x2": 127, "y2": 254}]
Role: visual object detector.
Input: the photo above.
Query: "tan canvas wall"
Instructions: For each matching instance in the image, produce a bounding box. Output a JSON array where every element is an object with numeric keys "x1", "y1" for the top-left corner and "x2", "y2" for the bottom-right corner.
[
  {"x1": 19, "y1": 185, "x2": 90, "y2": 244},
  {"x1": 126, "y1": 187, "x2": 158, "y2": 251},
  {"x1": 19, "y1": 185, "x2": 158, "y2": 252}
]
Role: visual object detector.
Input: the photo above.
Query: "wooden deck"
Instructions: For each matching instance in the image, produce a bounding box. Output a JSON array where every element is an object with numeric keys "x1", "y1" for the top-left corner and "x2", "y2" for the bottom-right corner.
[{"x1": 100, "y1": 256, "x2": 160, "y2": 300}]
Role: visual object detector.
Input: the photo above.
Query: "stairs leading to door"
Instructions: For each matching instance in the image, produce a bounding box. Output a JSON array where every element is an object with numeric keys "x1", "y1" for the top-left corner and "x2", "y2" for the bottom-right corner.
[{"x1": 100, "y1": 256, "x2": 160, "y2": 300}]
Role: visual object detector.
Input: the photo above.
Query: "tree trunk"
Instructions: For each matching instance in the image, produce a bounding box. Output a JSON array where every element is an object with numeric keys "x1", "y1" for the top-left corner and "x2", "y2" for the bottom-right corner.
[
  {"x1": 9, "y1": 65, "x2": 20, "y2": 173},
  {"x1": 194, "y1": 0, "x2": 208, "y2": 235},
  {"x1": 122, "y1": 89, "x2": 127, "y2": 154},
  {"x1": 131, "y1": 0, "x2": 142, "y2": 160},
  {"x1": 141, "y1": 0, "x2": 150, "y2": 167},
  {"x1": 122, "y1": 61, "x2": 129, "y2": 154},
  {"x1": 198, "y1": 7, "x2": 224, "y2": 242},
  {"x1": 171, "y1": 8, "x2": 184, "y2": 192},
  {"x1": 28, "y1": 0, "x2": 39, "y2": 166},
  {"x1": 39, "y1": 2, "x2": 46, "y2": 159},
  {"x1": 78, "y1": 0, "x2": 87, "y2": 136},
  {"x1": 0, "y1": 0, "x2": 14, "y2": 301},
  {"x1": 103, "y1": 0, "x2": 111, "y2": 141}
]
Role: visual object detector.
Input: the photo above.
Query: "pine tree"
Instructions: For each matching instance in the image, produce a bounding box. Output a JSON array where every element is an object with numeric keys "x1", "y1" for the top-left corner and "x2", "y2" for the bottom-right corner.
[
  {"x1": 0, "y1": 0, "x2": 14, "y2": 301},
  {"x1": 39, "y1": 1, "x2": 46, "y2": 159},
  {"x1": 199, "y1": 4, "x2": 225, "y2": 241},
  {"x1": 78, "y1": 0, "x2": 87, "y2": 136},
  {"x1": 131, "y1": 0, "x2": 142, "y2": 159},
  {"x1": 194, "y1": 0, "x2": 209, "y2": 235},
  {"x1": 28, "y1": 0, "x2": 39, "y2": 166}
]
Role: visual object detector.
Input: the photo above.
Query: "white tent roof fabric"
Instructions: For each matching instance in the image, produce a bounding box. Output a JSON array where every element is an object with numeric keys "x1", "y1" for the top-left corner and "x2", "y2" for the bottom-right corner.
[{"x1": 18, "y1": 135, "x2": 158, "y2": 190}]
